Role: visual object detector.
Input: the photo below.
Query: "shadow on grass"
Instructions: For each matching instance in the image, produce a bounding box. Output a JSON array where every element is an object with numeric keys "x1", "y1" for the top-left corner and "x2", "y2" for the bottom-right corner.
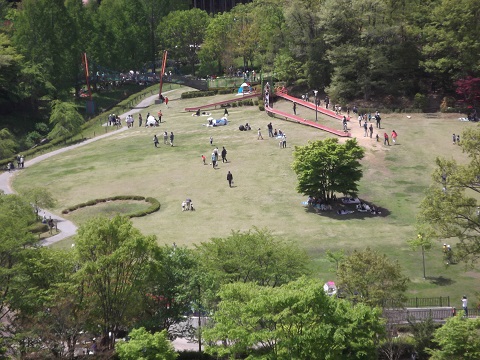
[
  {"x1": 303, "y1": 201, "x2": 391, "y2": 219},
  {"x1": 428, "y1": 276, "x2": 455, "y2": 286}
]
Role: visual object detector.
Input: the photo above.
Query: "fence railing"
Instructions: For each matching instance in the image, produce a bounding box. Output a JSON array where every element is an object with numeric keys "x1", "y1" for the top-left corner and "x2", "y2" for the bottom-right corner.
[{"x1": 383, "y1": 296, "x2": 450, "y2": 309}]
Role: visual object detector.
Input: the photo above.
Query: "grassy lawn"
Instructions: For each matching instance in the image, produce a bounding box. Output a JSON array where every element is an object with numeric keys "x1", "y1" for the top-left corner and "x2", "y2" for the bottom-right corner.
[{"x1": 13, "y1": 87, "x2": 479, "y2": 302}]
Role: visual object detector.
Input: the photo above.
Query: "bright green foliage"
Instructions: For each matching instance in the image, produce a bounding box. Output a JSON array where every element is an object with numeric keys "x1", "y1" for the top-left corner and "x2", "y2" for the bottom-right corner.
[
  {"x1": 140, "y1": 245, "x2": 200, "y2": 334},
  {"x1": 203, "y1": 278, "x2": 384, "y2": 359},
  {"x1": 337, "y1": 248, "x2": 409, "y2": 307},
  {"x1": 274, "y1": 51, "x2": 303, "y2": 86},
  {"x1": 229, "y1": 4, "x2": 259, "y2": 70},
  {"x1": 292, "y1": 138, "x2": 364, "y2": 202},
  {"x1": 158, "y1": 8, "x2": 210, "y2": 74},
  {"x1": 0, "y1": 128, "x2": 17, "y2": 160},
  {"x1": 75, "y1": 215, "x2": 157, "y2": 349},
  {"x1": 198, "y1": 12, "x2": 235, "y2": 76},
  {"x1": 116, "y1": 328, "x2": 177, "y2": 360},
  {"x1": 7, "y1": 248, "x2": 86, "y2": 359},
  {"x1": 21, "y1": 187, "x2": 56, "y2": 216},
  {"x1": 428, "y1": 316, "x2": 480, "y2": 360},
  {"x1": 0, "y1": 194, "x2": 37, "y2": 321},
  {"x1": 418, "y1": 127, "x2": 480, "y2": 266},
  {"x1": 196, "y1": 227, "x2": 309, "y2": 288},
  {"x1": 48, "y1": 100, "x2": 84, "y2": 141}
]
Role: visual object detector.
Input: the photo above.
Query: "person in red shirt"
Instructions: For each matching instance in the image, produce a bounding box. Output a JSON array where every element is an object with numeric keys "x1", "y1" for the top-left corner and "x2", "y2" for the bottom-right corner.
[
  {"x1": 391, "y1": 130, "x2": 398, "y2": 144},
  {"x1": 384, "y1": 132, "x2": 389, "y2": 146}
]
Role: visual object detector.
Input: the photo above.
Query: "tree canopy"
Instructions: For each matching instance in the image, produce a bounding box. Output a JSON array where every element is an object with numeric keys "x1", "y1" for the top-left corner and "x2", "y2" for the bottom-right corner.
[
  {"x1": 336, "y1": 248, "x2": 409, "y2": 307},
  {"x1": 74, "y1": 215, "x2": 157, "y2": 349},
  {"x1": 418, "y1": 127, "x2": 480, "y2": 266},
  {"x1": 116, "y1": 328, "x2": 177, "y2": 360},
  {"x1": 428, "y1": 316, "x2": 480, "y2": 360},
  {"x1": 292, "y1": 138, "x2": 365, "y2": 202},
  {"x1": 196, "y1": 227, "x2": 309, "y2": 288},
  {"x1": 203, "y1": 278, "x2": 384, "y2": 359}
]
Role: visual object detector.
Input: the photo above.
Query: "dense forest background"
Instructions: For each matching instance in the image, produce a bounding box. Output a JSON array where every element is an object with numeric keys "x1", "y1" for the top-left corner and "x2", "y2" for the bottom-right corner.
[{"x1": 0, "y1": 0, "x2": 479, "y2": 158}]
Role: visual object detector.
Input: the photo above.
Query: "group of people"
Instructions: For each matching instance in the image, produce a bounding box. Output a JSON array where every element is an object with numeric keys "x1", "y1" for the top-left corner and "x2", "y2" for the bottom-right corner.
[
  {"x1": 181, "y1": 198, "x2": 194, "y2": 211},
  {"x1": 382, "y1": 130, "x2": 398, "y2": 145},
  {"x1": 107, "y1": 113, "x2": 121, "y2": 126},
  {"x1": 153, "y1": 131, "x2": 174, "y2": 147},
  {"x1": 206, "y1": 146, "x2": 228, "y2": 168},
  {"x1": 6, "y1": 154, "x2": 25, "y2": 172},
  {"x1": 452, "y1": 133, "x2": 460, "y2": 144}
]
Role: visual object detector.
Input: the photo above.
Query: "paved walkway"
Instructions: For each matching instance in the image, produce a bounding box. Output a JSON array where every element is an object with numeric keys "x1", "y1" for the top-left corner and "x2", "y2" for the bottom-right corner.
[{"x1": 0, "y1": 92, "x2": 168, "y2": 246}]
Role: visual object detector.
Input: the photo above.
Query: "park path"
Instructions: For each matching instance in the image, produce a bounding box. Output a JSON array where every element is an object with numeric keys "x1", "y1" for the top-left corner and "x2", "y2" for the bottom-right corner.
[{"x1": 0, "y1": 92, "x2": 168, "y2": 246}]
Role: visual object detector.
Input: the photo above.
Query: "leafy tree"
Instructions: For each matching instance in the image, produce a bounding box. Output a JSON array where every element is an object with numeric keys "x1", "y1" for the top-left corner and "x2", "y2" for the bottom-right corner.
[
  {"x1": 0, "y1": 33, "x2": 24, "y2": 106},
  {"x1": 48, "y1": 100, "x2": 84, "y2": 142},
  {"x1": 422, "y1": 0, "x2": 480, "y2": 86},
  {"x1": 21, "y1": 187, "x2": 56, "y2": 217},
  {"x1": 196, "y1": 227, "x2": 309, "y2": 288},
  {"x1": 274, "y1": 50, "x2": 302, "y2": 86},
  {"x1": 158, "y1": 8, "x2": 210, "y2": 74},
  {"x1": 418, "y1": 127, "x2": 480, "y2": 266},
  {"x1": 0, "y1": 194, "x2": 37, "y2": 321},
  {"x1": 203, "y1": 278, "x2": 384, "y2": 359},
  {"x1": 116, "y1": 328, "x2": 177, "y2": 360},
  {"x1": 455, "y1": 77, "x2": 480, "y2": 110},
  {"x1": 74, "y1": 215, "x2": 157, "y2": 349},
  {"x1": 292, "y1": 138, "x2": 365, "y2": 202},
  {"x1": 7, "y1": 248, "x2": 87, "y2": 359},
  {"x1": 12, "y1": 0, "x2": 83, "y2": 97},
  {"x1": 140, "y1": 245, "x2": 200, "y2": 335},
  {"x1": 198, "y1": 11, "x2": 235, "y2": 76},
  {"x1": 427, "y1": 316, "x2": 480, "y2": 360},
  {"x1": 407, "y1": 230, "x2": 433, "y2": 279},
  {"x1": 336, "y1": 248, "x2": 409, "y2": 307},
  {"x1": 0, "y1": 128, "x2": 17, "y2": 160},
  {"x1": 408, "y1": 316, "x2": 437, "y2": 360}
]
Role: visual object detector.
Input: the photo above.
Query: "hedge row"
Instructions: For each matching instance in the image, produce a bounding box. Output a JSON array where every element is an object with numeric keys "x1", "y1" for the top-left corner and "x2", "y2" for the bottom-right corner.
[
  {"x1": 181, "y1": 87, "x2": 236, "y2": 99},
  {"x1": 62, "y1": 195, "x2": 161, "y2": 218}
]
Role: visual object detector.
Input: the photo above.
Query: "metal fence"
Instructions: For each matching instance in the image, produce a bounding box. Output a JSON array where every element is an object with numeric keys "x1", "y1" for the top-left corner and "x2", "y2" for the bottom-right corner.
[{"x1": 383, "y1": 296, "x2": 450, "y2": 309}]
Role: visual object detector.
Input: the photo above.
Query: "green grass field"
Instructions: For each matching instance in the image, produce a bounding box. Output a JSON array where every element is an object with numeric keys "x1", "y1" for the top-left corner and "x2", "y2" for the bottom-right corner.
[{"x1": 13, "y1": 87, "x2": 479, "y2": 303}]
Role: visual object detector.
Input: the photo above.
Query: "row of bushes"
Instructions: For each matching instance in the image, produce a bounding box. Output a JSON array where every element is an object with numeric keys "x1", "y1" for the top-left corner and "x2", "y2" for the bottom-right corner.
[
  {"x1": 231, "y1": 99, "x2": 259, "y2": 107},
  {"x1": 181, "y1": 87, "x2": 237, "y2": 99},
  {"x1": 62, "y1": 195, "x2": 161, "y2": 218}
]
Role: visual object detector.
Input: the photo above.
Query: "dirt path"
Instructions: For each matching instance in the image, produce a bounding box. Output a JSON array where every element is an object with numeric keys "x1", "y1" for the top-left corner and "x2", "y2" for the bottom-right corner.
[{"x1": 0, "y1": 92, "x2": 169, "y2": 246}]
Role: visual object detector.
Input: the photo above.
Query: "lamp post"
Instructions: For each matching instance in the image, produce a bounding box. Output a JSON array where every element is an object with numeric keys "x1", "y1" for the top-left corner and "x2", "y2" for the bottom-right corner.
[{"x1": 313, "y1": 90, "x2": 318, "y2": 122}]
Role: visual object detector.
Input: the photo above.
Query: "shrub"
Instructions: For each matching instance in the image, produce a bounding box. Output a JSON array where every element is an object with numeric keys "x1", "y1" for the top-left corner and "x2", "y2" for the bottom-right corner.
[
  {"x1": 259, "y1": 105, "x2": 265, "y2": 111},
  {"x1": 413, "y1": 93, "x2": 427, "y2": 111}
]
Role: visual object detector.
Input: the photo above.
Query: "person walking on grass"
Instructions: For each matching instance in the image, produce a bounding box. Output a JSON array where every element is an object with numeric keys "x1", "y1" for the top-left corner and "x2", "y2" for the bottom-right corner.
[
  {"x1": 369, "y1": 123, "x2": 373, "y2": 138},
  {"x1": 221, "y1": 147, "x2": 228, "y2": 163},
  {"x1": 363, "y1": 121, "x2": 368, "y2": 137},
  {"x1": 153, "y1": 135, "x2": 159, "y2": 148},
  {"x1": 201, "y1": 154, "x2": 206, "y2": 165},
  {"x1": 169, "y1": 132, "x2": 174, "y2": 146},
  {"x1": 391, "y1": 130, "x2": 398, "y2": 144},
  {"x1": 293, "y1": 102, "x2": 297, "y2": 115},
  {"x1": 139, "y1": 114, "x2": 143, "y2": 127},
  {"x1": 384, "y1": 132, "x2": 389, "y2": 146},
  {"x1": 210, "y1": 136, "x2": 213, "y2": 146},
  {"x1": 258, "y1": 128, "x2": 264, "y2": 140},
  {"x1": 227, "y1": 171, "x2": 233, "y2": 187},
  {"x1": 211, "y1": 152, "x2": 217, "y2": 169}
]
